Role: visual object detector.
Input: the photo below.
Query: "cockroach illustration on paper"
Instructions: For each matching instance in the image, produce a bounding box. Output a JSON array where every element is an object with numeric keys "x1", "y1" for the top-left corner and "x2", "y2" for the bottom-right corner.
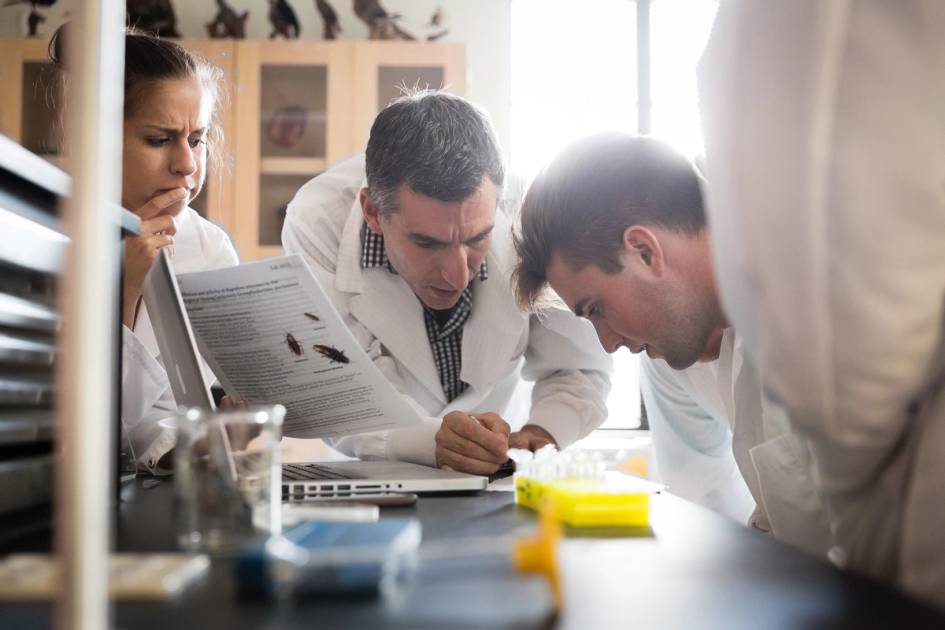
[
  {"x1": 285, "y1": 332, "x2": 303, "y2": 356},
  {"x1": 313, "y1": 344, "x2": 349, "y2": 364}
]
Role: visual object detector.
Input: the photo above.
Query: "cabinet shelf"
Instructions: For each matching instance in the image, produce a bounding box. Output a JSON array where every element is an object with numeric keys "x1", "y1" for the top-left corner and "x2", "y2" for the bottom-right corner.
[{"x1": 260, "y1": 157, "x2": 326, "y2": 175}]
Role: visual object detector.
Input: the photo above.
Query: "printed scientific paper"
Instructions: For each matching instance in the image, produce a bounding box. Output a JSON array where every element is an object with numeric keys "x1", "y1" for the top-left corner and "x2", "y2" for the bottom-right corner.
[{"x1": 175, "y1": 255, "x2": 422, "y2": 438}]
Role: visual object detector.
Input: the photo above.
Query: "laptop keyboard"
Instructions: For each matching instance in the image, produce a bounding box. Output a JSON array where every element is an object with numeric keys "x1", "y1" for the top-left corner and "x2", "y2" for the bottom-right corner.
[{"x1": 282, "y1": 463, "x2": 354, "y2": 481}]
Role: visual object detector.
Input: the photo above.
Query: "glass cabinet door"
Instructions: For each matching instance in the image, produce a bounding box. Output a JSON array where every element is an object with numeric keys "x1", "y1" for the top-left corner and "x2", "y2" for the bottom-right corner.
[
  {"x1": 0, "y1": 39, "x2": 65, "y2": 168},
  {"x1": 258, "y1": 173, "x2": 314, "y2": 247},
  {"x1": 260, "y1": 65, "x2": 327, "y2": 160},
  {"x1": 20, "y1": 61, "x2": 62, "y2": 159},
  {"x1": 256, "y1": 63, "x2": 330, "y2": 251},
  {"x1": 352, "y1": 41, "x2": 465, "y2": 150},
  {"x1": 233, "y1": 41, "x2": 352, "y2": 261},
  {"x1": 376, "y1": 65, "x2": 445, "y2": 111}
]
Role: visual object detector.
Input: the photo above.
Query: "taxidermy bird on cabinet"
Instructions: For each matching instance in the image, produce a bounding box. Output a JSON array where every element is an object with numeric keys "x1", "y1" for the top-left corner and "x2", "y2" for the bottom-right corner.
[
  {"x1": 206, "y1": 0, "x2": 249, "y2": 38},
  {"x1": 2, "y1": 0, "x2": 57, "y2": 9},
  {"x1": 427, "y1": 5, "x2": 443, "y2": 27},
  {"x1": 2, "y1": 0, "x2": 57, "y2": 38},
  {"x1": 353, "y1": 0, "x2": 415, "y2": 40},
  {"x1": 2, "y1": 0, "x2": 57, "y2": 7},
  {"x1": 424, "y1": 5, "x2": 448, "y2": 41},
  {"x1": 315, "y1": 0, "x2": 341, "y2": 40},
  {"x1": 27, "y1": 8, "x2": 45, "y2": 36},
  {"x1": 126, "y1": 0, "x2": 180, "y2": 37},
  {"x1": 269, "y1": 0, "x2": 300, "y2": 38}
]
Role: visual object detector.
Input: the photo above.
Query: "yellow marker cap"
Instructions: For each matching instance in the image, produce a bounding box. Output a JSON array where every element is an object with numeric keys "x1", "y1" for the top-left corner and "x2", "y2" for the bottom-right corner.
[{"x1": 512, "y1": 500, "x2": 562, "y2": 610}]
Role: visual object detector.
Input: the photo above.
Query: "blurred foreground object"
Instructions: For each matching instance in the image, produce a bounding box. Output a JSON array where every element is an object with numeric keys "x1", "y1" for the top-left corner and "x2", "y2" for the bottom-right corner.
[
  {"x1": 699, "y1": 0, "x2": 945, "y2": 607},
  {"x1": 237, "y1": 519, "x2": 421, "y2": 598},
  {"x1": 175, "y1": 405, "x2": 285, "y2": 554},
  {"x1": 512, "y1": 502, "x2": 562, "y2": 610},
  {"x1": 0, "y1": 554, "x2": 209, "y2": 601}
]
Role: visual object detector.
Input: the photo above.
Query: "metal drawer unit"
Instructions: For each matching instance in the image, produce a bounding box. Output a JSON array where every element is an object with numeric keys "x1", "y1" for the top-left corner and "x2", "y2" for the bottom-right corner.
[{"x1": 0, "y1": 135, "x2": 138, "y2": 542}]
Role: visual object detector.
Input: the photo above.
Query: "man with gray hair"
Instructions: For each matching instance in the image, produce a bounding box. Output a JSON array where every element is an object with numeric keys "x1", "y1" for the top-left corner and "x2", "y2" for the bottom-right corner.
[{"x1": 282, "y1": 90, "x2": 612, "y2": 473}]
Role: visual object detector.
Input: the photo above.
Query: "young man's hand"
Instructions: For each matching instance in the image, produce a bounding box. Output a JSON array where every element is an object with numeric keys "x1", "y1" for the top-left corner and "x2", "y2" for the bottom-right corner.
[
  {"x1": 435, "y1": 411, "x2": 510, "y2": 475},
  {"x1": 509, "y1": 424, "x2": 556, "y2": 451}
]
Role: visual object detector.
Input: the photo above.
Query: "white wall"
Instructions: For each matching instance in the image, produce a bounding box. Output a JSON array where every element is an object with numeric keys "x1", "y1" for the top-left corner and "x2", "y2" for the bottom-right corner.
[{"x1": 0, "y1": 0, "x2": 512, "y2": 151}]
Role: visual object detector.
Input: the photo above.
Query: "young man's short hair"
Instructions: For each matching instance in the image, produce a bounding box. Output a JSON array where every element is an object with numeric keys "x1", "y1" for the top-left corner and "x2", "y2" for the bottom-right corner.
[{"x1": 513, "y1": 133, "x2": 706, "y2": 308}]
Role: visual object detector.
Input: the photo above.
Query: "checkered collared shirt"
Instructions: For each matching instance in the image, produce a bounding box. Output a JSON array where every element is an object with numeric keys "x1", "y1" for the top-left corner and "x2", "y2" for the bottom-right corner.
[{"x1": 360, "y1": 223, "x2": 488, "y2": 402}]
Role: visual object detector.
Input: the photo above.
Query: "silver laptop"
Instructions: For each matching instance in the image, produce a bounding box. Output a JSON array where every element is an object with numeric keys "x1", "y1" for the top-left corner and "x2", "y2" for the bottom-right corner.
[{"x1": 142, "y1": 250, "x2": 487, "y2": 496}]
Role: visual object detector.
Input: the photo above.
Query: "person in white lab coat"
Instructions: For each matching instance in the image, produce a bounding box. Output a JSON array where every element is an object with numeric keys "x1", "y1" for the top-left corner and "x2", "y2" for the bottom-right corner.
[
  {"x1": 698, "y1": 0, "x2": 945, "y2": 605},
  {"x1": 639, "y1": 337, "x2": 755, "y2": 524},
  {"x1": 51, "y1": 27, "x2": 238, "y2": 473},
  {"x1": 512, "y1": 132, "x2": 831, "y2": 554},
  {"x1": 282, "y1": 91, "x2": 612, "y2": 474}
]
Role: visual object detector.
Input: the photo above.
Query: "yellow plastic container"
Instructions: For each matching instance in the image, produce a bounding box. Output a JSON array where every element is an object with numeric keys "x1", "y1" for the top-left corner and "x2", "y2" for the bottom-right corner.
[{"x1": 515, "y1": 476, "x2": 650, "y2": 528}]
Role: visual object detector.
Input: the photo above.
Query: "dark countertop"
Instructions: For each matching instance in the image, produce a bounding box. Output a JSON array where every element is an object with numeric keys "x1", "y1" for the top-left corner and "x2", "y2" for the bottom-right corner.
[{"x1": 2, "y1": 477, "x2": 944, "y2": 630}]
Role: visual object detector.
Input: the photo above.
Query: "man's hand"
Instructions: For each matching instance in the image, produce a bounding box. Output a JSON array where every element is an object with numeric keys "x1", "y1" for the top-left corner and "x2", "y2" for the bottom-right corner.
[
  {"x1": 435, "y1": 411, "x2": 510, "y2": 475},
  {"x1": 508, "y1": 424, "x2": 557, "y2": 452}
]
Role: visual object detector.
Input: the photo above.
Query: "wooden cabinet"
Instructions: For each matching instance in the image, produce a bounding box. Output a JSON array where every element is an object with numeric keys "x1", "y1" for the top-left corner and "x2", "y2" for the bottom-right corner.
[
  {"x1": 0, "y1": 38, "x2": 62, "y2": 165},
  {"x1": 0, "y1": 37, "x2": 465, "y2": 261},
  {"x1": 231, "y1": 40, "x2": 464, "y2": 261}
]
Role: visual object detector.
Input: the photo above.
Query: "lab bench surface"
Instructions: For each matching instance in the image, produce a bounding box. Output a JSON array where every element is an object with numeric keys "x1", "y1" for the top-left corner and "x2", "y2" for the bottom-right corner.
[{"x1": 3, "y1": 477, "x2": 945, "y2": 629}]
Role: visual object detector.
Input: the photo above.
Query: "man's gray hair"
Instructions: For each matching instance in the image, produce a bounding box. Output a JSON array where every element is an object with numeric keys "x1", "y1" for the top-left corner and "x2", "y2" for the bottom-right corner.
[{"x1": 365, "y1": 89, "x2": 505, "y2": 215}]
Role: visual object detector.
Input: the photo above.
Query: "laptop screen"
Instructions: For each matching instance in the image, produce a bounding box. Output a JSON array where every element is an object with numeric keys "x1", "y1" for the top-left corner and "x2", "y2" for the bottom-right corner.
[{"x1": 141, "y1": 249, "x2": 215, "y2": 410}]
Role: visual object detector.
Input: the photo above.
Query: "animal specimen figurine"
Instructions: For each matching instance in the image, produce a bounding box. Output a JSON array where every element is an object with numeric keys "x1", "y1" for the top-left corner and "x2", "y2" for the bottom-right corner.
[
  {"x1": 268, "y1": 0, "x2": 300, "y2": 39},
  {"x1": 2, "y1": 0, "x2": 57, "y2": 37},
  {"x1": 353, "y1": 0, "x2": 415, "y2": 40},
  {"x1": 206, "y1": 0, "x2": 249, "y2": 38},
  {"x1": 424, "y1": 5, "x2": 448, "y2": 41},
  {"x1": 126, "y1": 0, "x2": 180, "y2": 37},
  {"x1": 315, "y1": 0, "x2": 341, "y2": 40},
  {"x1": 427, "y1": 5, "x2": 443, "y2": 28},
  {"x1": 26, "y1": 7, "x2": 44, "y2": 36},
  {"x1": 2, "y1": 0, "x2": 57, "y2": 6}
]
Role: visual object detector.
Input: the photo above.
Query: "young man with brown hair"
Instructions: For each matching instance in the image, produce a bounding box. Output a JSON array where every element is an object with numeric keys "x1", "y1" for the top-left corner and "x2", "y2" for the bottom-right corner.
[{"x1": 514, "y1": 132, "x2": 829, "y2": 551}]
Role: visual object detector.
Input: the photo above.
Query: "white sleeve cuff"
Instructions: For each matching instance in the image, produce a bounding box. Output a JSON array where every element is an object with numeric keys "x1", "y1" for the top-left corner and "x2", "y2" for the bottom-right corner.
[
  {"x1": 386, "y1": 419, "x2": 441, "y2": 467},
  {"x1": 528, "y1": 401, "x2": 586, "y2": 448}
]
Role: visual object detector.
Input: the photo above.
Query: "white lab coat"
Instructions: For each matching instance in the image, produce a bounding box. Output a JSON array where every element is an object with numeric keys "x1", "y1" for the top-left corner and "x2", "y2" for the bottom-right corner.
[
  {"x1": 642, "y1": 330, "x2": 831, "y2": 555},
  {"x1": 121, "y1": 206, "x2": 238, "y2": 473},
  {"x1": 699, "y1": 0, "x2": 945, "y2": 604},
  {"x1": 282, "y1": 155, "x2": 613, "y2": 466},
  {"x1": 640, "y1": 338, "x2": 753, "y2": 523}
]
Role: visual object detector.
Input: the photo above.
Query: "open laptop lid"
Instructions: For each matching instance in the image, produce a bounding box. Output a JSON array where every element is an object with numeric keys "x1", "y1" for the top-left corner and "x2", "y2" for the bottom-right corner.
[{"x1": 141, "y1": 249, "x2": 215, "y2": 410}]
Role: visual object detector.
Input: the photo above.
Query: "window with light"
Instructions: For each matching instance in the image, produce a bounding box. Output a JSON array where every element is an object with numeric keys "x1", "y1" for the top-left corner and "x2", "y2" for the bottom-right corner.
[{"x1": 511, "y1": 0, "x2": 718, "y2": 430}]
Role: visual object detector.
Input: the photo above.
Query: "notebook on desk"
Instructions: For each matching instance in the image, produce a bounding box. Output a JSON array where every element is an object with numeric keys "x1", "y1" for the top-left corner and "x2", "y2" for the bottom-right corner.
[{"x1": 142, "y1": 249, "x2": 487, "y2": 497}]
